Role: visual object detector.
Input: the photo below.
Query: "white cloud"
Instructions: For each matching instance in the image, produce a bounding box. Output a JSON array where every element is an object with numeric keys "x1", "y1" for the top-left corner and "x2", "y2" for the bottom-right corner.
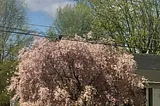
[{"x1": 25, "y1": 0, "x2": 76, "y2": 16}]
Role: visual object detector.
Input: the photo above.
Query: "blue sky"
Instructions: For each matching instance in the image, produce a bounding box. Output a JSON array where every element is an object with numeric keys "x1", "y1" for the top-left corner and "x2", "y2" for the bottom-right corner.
[
  {"x1": 26, "y1": 0, "x2": 76, "y2": 32},
  {"x1": 27, "y1": 10, "x2": 53, "y2": 32}
]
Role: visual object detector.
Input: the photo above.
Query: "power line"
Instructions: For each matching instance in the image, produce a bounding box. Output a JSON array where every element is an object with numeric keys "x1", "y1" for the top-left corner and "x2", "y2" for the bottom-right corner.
[
  {"x1": 1, "y1": 25, "x2": 160, "y2": 42},
  {"x1": 0, "y1": 23, "x2": 53, "y2": 35},
  {"x1": 0, "y1": 29, "x2": 49, "y2": 38},
  {"x1": 0, "y1": 25, "x2": 31, "y2": 32},
  {"x1": 2, "y1": 28, "x2": 160, "y2": 52},
  {"x1": 1, "y1": 25, "x2": 160, "y2": 52},
  {"x1": 27, "y1": 23, "x2": 53, "y2": 28},
  {"x1": 0, "y1": 25, "x2": 48, "y2": 34},
  {"x1": 0, "y1": 25, "x2": 49, "y2": 37},
  {"x1": 0, "y1": 28, "x2": 125, "y2": 47},
  {"x1": 0, "y1": 28, "x2": 132, "y2": 48}
]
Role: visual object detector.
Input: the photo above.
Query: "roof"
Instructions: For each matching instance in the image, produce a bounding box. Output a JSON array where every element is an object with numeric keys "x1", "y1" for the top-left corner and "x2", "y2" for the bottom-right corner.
[
  {"x1": 136, "y1": 70, "x2": 160, "y2": 82},
  {"x1": 134, "y1": 54, "x2": 160, "y2": 70},
  {"x1": 134, "y1": 54, "x2": 160, "y2": 82}
]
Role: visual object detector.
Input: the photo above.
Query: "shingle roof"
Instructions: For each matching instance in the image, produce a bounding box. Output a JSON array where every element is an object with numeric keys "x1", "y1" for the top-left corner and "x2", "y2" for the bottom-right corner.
[
  {"x1": 134, "y1": 54, "x2": 160, "y2": 82},
  {"x1": 134, "y1": 54, "x2": 160, "y2": 70}
]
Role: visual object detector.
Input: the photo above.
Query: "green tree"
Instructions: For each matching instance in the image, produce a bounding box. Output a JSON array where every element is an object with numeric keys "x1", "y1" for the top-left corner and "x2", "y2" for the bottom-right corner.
[
  {"x1": 89, "y1": 0, "x2": 160, "y2": 54},
  {"x1": 0, "y1": 0, "x2": 31, "y2": 105},
  {"x1": 50, "y1": 0, "x2": 93, "y2": 37}
]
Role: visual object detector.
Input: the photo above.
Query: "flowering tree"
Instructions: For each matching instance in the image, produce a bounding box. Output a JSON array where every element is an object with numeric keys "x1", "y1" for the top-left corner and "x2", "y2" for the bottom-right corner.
[{"x1": 9, "y1": 38, "x2": 146, "y2": 106}]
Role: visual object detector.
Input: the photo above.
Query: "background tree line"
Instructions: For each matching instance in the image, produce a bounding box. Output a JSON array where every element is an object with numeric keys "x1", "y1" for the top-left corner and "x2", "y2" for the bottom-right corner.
[
  {"x1": 0, "y1": 0, "x2": 31, "y2": 105},
  {"x1": 50, "y1": 0, "x2": 160, "y2": 54}
]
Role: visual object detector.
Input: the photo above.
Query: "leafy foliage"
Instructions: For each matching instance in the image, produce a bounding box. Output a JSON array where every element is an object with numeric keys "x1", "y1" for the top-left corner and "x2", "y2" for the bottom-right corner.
[
  {"x1": 0, "y1": 0, "x2": 32, "y2": 105},
  {"x1": 50, "y1": 0, "x2": 93, "y2": 37},
  {"x1": 10, "y1": 38, "x2": 146, "y2": 106},
  {"x1": 89, "y1": 0, "x2": 160, "y2": 54}
]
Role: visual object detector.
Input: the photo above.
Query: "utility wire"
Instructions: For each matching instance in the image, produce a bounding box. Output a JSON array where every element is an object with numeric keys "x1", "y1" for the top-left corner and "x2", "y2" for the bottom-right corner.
[
  {"x1": 25, "y1": 24, "x2": 160, "y2": 42},
  {"x1": 1, "y1": 25, "x2": 160, "y2": 52},
  {"x1": 0, "y1": 28, "x2": 123, "y2": 46},
  {"x1": 0, "y1": 29, "x2": 49, "y2": 38},
  {"x1": 0, "y1": 25, "x2": 46, "y2": 33},
  {"x1": 0, "y1": 29, "x2": 138, "y2": 49},
  {"x1": 0, "y1": 25, "x2": 31, "y2": 32},
  {"x1": 1, "y1": 25, "x2": 160, "y2": 42},
  {"x1": 2, "y1": 28, "x2": 160, "y2": 52},
  {"x1": 0, "y1": 25, "x2": 48, "y2": 37},
  {"x1": 27, "y1": 23, "x2": 54, "y2": 28}
]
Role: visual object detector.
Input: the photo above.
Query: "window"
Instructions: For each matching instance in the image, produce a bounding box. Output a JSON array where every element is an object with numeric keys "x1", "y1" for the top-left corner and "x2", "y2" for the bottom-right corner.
[{"x1": 148, "y1": 88, "x2": 153, "y2": 106}]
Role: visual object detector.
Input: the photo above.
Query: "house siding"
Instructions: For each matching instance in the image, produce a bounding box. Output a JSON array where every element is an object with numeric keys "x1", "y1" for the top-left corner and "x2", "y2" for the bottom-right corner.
[
  {"x1": 153, "y1": 88, "x2": 160, "y2": 106},
  {"x1": 134, "y1": 54, "x2": 160, "y2": 106}
]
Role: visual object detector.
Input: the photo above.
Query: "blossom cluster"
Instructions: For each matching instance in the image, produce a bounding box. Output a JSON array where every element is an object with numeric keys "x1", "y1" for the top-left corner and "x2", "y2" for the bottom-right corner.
[{"x1": 9, "y1": 38, "x2": 146, "y2": 106}]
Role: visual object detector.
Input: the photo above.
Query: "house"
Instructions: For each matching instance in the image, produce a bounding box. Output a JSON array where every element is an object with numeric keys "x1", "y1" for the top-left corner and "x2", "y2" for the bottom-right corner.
[{"x1": 134, "y1": 54, "x2": 160, "y2": 106}]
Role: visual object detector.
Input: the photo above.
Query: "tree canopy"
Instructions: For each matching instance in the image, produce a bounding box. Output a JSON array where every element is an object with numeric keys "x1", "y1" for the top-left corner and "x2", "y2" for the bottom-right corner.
[
  {"x1": 10, "y1": 38, "x2": 146, "y2": 106},
  {"x1": 49, "y1": 0, "x2": 93, "y2": 38},
  {"x1": 89, "y1": 0, "x2": 160, "y2": 54},
  {"x1": 49, "y1": 0, "x2": 160, "y2": 54},
  {"x1": 0, "y1": 0, "x2": 31, "y2": 105}
]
